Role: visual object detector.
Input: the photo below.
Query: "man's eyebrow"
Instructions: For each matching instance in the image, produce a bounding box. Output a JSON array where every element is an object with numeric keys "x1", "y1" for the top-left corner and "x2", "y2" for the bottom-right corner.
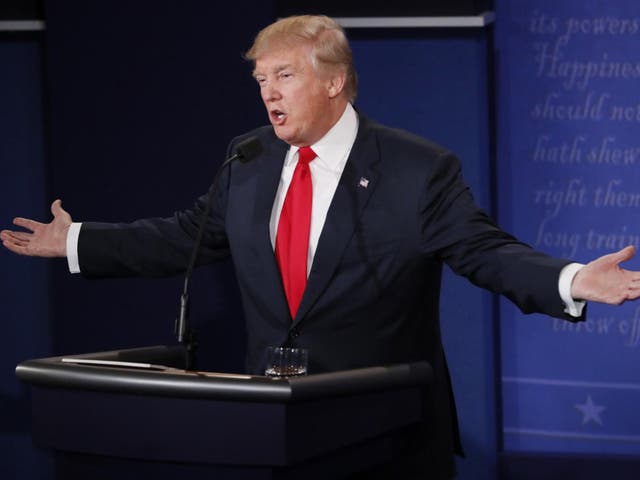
[
  {"x1": 252, "y1": 63, "x2": 294, "y2": 78},
  {"x1": 274, "y1": 64, "x2": 293, "y2": 73}
]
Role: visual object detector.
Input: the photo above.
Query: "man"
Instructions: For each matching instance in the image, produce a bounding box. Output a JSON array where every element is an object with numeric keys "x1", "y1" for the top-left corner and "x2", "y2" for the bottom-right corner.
[{"x1": 3, "y1": 15, "x2": 640, "y2": 479}]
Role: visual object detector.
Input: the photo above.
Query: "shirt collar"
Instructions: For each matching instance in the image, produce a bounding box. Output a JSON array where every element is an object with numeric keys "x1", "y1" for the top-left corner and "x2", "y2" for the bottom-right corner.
[{"x1": 285, "y1": 103, "x2": 359, "y2": 173}]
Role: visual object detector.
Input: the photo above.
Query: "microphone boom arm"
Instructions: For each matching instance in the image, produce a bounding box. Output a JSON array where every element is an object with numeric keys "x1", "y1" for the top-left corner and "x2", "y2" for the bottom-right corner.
[{"x1": 174, "y1": 136, "x2": 263, "y2": 370}]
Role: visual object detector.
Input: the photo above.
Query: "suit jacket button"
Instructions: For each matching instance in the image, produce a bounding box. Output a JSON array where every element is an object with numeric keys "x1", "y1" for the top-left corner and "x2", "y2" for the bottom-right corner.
[{"x1": 290, "y1": 328, "x2": 300, "y2": 338}]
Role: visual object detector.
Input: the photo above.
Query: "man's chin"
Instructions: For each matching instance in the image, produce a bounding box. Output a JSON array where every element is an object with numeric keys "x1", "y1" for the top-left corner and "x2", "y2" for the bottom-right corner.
[{"x1": 273, "y1": 126, "x2": 296, "y2": 145}]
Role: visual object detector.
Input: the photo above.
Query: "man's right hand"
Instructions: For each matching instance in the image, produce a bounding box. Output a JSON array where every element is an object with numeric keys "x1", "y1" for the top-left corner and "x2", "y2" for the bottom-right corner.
[{"x1": 0, "y1": 199, "x2": 72, "y2": 257}]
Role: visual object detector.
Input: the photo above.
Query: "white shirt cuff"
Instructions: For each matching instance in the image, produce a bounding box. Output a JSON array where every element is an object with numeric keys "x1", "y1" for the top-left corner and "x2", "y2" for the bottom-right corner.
[
  {"x1": 66, "y1": 222, "x2": 82, "y2": 274},
  {"x1": 559, "y1": 262, "x2": 586, "y2": 317}
]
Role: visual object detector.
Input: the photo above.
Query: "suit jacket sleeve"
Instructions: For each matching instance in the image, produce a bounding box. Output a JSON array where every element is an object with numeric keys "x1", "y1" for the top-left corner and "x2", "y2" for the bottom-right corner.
[
  {"x1": 78, "y1": 175, "x2": 231, "y2": 279},
  {"x1": 419, "y1": 150, "x2": 582, "y2": 322}
]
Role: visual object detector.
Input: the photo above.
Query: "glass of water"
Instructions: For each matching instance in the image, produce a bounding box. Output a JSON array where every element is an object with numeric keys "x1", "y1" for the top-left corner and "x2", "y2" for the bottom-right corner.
[{"x1": 264, "y1": 346, "x2": 308, "y2": 377}]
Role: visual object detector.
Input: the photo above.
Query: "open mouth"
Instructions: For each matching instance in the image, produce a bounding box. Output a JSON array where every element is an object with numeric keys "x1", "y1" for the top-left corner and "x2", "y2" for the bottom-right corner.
[{"x1": 271, "y1": 109, "x2": 286, "y2": 125}]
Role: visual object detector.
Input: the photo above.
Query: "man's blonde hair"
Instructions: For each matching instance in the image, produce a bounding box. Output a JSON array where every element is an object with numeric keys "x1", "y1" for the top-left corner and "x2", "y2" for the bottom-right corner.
[{"x1": 245, "y1": 15, "x2": 358, "y2": 102}]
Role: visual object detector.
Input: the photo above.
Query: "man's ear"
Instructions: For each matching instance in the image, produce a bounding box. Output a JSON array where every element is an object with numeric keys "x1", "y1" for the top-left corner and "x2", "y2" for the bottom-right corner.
[{"x1": 327, "y1": 71, "x2": 347, "y2": 99}]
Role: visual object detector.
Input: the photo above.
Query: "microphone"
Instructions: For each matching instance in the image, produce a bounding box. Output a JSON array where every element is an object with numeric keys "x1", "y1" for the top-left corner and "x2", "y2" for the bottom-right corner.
[{"x1": 175, "y1": 136, "x2": 263, "y2": 370}]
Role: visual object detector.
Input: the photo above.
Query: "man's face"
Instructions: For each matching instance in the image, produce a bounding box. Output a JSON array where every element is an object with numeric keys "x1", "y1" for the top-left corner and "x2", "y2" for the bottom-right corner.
[{"x1": 253, "y1": 44, "x2": 340, "y2": 147}]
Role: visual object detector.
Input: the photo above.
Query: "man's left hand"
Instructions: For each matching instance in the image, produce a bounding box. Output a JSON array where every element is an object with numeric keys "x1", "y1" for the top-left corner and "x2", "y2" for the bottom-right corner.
[{"x1": 571, "y1": 245, "x2": 640, "y2": 304}]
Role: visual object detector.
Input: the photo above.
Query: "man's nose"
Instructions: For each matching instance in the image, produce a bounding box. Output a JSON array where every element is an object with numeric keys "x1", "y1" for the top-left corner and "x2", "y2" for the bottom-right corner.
[{"x1": 263, "y1": 84, "x2": 282, "y2": 101}]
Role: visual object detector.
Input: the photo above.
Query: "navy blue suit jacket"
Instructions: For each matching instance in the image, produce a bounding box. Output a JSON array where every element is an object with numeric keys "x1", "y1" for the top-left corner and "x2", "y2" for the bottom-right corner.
[{"x1": 78, "y1": 114, "x2": 583, "y2": 476}]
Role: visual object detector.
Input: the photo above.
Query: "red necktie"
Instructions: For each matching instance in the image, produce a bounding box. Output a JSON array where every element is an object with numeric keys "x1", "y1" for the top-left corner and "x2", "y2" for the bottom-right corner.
[{"x1": 276, "y1": 146, "x2": 316, "y2": 319}]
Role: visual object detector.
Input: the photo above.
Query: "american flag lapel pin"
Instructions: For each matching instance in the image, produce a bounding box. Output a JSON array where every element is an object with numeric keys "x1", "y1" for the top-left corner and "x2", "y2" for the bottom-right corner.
[{"x1": 358, "y1": 177, "x2": 370, "y2": 188}]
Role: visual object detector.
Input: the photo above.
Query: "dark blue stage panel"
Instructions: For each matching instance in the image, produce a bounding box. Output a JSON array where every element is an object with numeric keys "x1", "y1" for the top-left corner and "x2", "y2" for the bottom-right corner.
[
  {"x1": 349, "y1": 25, "x2": 497, "y2": 480},
  {"x1": 0, "y1": 36, "x2": 52, "y2": 479}
]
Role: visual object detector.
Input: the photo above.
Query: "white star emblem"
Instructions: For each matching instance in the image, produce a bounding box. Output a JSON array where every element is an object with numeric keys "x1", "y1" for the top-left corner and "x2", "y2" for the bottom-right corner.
[{"x1": 574, "y1": 395, "x2": 606, "y2": 426}]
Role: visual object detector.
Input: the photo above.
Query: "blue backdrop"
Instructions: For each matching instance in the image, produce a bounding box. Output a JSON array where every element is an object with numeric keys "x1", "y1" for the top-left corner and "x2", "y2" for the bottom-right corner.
[
  {"x1": 349, "y1": 27, "x2": 497, "y2": 479},
  {"x1": 0, "y1": 36, "x2": 52, "y2": 479},
  {"x1": 496, "y1": 0, "x2": 640, "y2": 456}
]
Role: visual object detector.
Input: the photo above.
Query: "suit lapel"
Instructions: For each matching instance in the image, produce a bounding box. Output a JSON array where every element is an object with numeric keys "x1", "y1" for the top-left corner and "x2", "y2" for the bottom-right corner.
[
  {"x1": 294, "y1": 118, "x2": 380, "y2": 324},
  {"x1": 252, "y1": 136, "x2": 291, "y2": 323}
]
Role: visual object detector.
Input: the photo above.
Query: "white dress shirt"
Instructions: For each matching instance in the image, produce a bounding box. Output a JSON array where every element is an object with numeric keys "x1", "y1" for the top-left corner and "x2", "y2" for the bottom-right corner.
[
  {"x1": 66, "y1": 101, "x2": 584, "y2": 316},
  {"x1": 269, "y1": 103, "x2": 358, "y2": 275}
]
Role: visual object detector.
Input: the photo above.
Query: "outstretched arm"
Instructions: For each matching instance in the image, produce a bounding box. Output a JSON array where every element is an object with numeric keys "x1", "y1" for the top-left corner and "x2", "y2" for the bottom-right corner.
[
  {"x1": 0, "y1": 199, "x2": 72, "y2": 257},
  {"x1": 571, "y1": 245, "x2": 640, "y2": 305}
]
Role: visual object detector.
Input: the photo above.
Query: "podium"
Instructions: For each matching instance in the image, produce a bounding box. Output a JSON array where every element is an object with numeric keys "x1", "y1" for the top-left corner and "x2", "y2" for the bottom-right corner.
[{"x1": 16, "y1": 345, "x2": 432, "y2": 479}]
